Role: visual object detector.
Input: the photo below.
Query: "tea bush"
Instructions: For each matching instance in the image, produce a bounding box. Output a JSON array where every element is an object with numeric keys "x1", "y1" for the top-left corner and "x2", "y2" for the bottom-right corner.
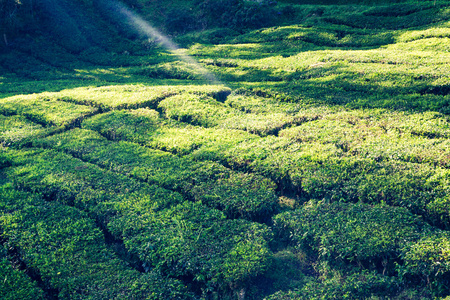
[
  {"x1": 0, "y1": 183, "x2": 190, "y2": 299},
  {"x1": 1, "y1": 148, "x2": 274, "y2": 295},
  {"x1": 0, "y1": 114, "x2": 49, "y2": 146},
  {"x1": 197, "y1": 0, "x2": 279, "y2": 30},
  {"x1": 265, "y1": 268, "x2": 402, "y2": 300},
  {"x1": 2, "y1": 0, "x2": 450, "y2": 298},
  {"x1": 0, "y1": 245, "x2": 45, "y2": 300},
  {"x1": 400, "y1": 232, "x2": 450, "y2": 295},
  {"x1": 273, "y1": 202, "x2": 431, "y2": 266},
  {"x1": 0, "y1": 94, "x2": 97, "y2": 127},
  {"x1": 33, "y1": 128, "x2": 279, "y2": 221},
  {"x1": 82, "y1": 108, "x2": 258, "y2": 157}
]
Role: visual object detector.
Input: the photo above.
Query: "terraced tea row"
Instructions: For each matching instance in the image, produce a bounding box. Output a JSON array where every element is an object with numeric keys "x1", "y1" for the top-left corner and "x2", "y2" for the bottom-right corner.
[
  {"x1": 32, "y1": 129, "x2": 278, "y2": 222},
  {"x1": 0, "y1": 243, "x2": 45, "y2": 300},
  {"x1": 2, "y1": 0, "x2": 450, "y2": 298},
  {"x1": 1, "y1": 148, "x2": 272, "y2": 296},
  {"x1": 77, "y1": 105, "x2": 450, "y2": 229},
  {"x1": 0, "y1": 183, "x2": 189, "y2": 299},
  {"x1": 271, "y1": 201, "x2": 450, "y2": 299}
]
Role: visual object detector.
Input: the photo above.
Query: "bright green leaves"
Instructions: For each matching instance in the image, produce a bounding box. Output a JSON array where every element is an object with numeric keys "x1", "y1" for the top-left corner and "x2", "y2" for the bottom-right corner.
[
  {"x1": 0, "y1": 93, "x2": 96, "y2": 127},
  {"x1": 190, "y1": 172, "x2": 278, "y2": 221},
  {"x1": 0, "y1": 244, "x2": 45, "y2": 300},
  {"x1": 274, "y1": 201, "x2": 430, "y2": 264},
  {"x1": 400, "y1": 233, "x2": 450, "y2": 285},
  {"x1": 34, "y1": 128, "x2": 279, "y2": 221},
  {"x1": 124, "y1": 201, "x2": 272, "y2": 288},
  {"x1": 273, "y1": 200, "x2": 450, "y2": 296},
  {"x1": 2, "y1": 144, "x2": 274, "y2": 294},
  {"x1": 0, "y1": 184, "x2": 190, "y2": 299},
  {"x1": 159, "y1": 93, "x2": 309, "y2": 136},
  {"x1": 0, "y1": 114, "x2": 49, "y2": 146}
]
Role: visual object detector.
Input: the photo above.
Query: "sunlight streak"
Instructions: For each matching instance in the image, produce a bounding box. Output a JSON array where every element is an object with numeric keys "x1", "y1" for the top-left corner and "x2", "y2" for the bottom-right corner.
[{"x1": 108, "y1": 0, "x2": 221, "y2": 84}]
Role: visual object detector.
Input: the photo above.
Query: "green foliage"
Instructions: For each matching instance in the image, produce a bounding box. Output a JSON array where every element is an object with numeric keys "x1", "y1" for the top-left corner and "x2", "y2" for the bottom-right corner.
[
  {"x1": 197, "y1": 0, "x2": 279, "y2": 30},
  {"x1": 2, "y1": 146, "x2": 274, "y2": 294},
  {"x1": 159, "y1": 93, "x2": 308, "y2": 135},
  {"x1": 123, "y1": 201, "x2": 272, "y2": 291},
  {"x1": 3, "y1": 0, "x2": 450, "y2": 298},
  {"x1": 0, "y1": 0, "x2": 37, "y2": 46},
  {"x1": 82, "y1": 108, "x2": 257, "y2": 157},
  {"x1": 258, "y1": 250, "x2": 305, "y2": 294},
  {"x1": 0, "y1": 114, "x2": 49, "y2": 146},
  {"x1": 35, "y1": 0, "x2": 90, "y2": 53},
  {"x1": 0, "y1": 93, "x2": 96, "y2": 127},
  {"x1": 165, "y1": 8, "x2": 199, "y2": 34},
  {"x1": 0, "y1": 245, "x2": 45, "y2": 300},
  {"x1": 0, "y1": 183, "x2": 190, "y2": 299},
  {"x1": 273, "y1": 202, "x2": 431, "y2": 265},
  {"x1": 273, "y1": 200, "x2": 450, "y2": 297},
  {"x1": 190, "y1": 172, "x2": 278, "y2": 221},
  {"x1": 39, "y1": 84, "x2": 230, "y2": 110},
  {"x1": 3, "y1": 147, "x2": 182, "y2": 218},
  {"x1": 400, "y1": 232, "x2": 450, "y2": 296},
  {"x1": 265, "y1": 267, "x2": 402, "y2": 300},
  {"x1": 33, "y1": 128, "x2": 279, "y2": 221}
]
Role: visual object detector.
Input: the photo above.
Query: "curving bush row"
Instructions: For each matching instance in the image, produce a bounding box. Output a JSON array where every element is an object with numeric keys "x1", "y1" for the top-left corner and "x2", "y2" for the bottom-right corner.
[
  {"x1": 48, "y1": 84, "x2": 231, "y2": 110},
  {"x1": 32, "y1": 128, "x2": 279, "y2": 221},
  {"x1": 0, "y1": 114, "x2": 50, "y2": 147},
  {"x1": 79, "y1": 99, "x2": 450, "y2": 229},
  {"x1": 159, "y1": 93, "x2": 304, "y2": 136},
  {"x1": 265, "y1": 268, "x2": 402, "y2": 300},
  {"x1": 273, "y1": 201, "x2": 450, "y2": 297},
  {"x1": 0, "y1": 244, "x2": 45, "y2": 300},
  {"x1": 0, "y1": 94, "x2": 96, "y2": 127},
  {"x1": 82, "y1": 108, "x2": 258, "y2": 157},
  {"x1": 1, "y1": 147, "x2": 274, "y2": 295},
  {"x1": 0, "y1": 183, "x2": 189, "y2": 299}
]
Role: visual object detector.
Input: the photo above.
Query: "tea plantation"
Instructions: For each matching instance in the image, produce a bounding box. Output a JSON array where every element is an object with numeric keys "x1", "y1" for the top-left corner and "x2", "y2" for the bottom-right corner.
[{"x1": 2, "y1": 0, "x2": 450, "y2": 299}]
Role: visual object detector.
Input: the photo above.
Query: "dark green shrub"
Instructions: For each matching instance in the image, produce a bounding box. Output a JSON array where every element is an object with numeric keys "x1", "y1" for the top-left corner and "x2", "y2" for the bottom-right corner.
[
  {"x1": 190, "y1": 172, "x2": 278, "y2": 221},
  {"x1": 35, "y1": 0, "x2": 89, "y2": 53},
  {"x1": 265, "y1": 267, "x2": 402, "y2": 300},
  {"x1": 122, "y1": 201, "x2": 273, "y2": 295},
  {"x1": 33, "y1": 128, "x2": 279, "y2": 221},
  {"x1": 197, "y1": 0, "x2": 279, "y2": 30},
  {"x1": 0, "y1": 0, "x2": 37, "y2": 47},
  {"x1": 165, "y1": 8, "x2": 199, "y2": 34},
  {"x1": 400, "y1": 232, "x2": 450, "y2": 297},
  {"x1": 0, "y1": 245, "x2": 44, "y2": 300},
  {"x1": 232, "y1": 1, "x2": 279, "y2": 29},
  {"x1": 273, "y1": 201, "x2": 432, "y2": 269},
  {"x1": 281, "y1": 5, "x2": 296, "y2": 17},
  {"x1": 0, "y1": 184, "x2": 190, "y2": 299},
  {"x1": 2, "y1": 147, "x2": 274, "y2": 296},
  {"x1": 197, "y1": 0, "x2": 241, "y2": 28}
]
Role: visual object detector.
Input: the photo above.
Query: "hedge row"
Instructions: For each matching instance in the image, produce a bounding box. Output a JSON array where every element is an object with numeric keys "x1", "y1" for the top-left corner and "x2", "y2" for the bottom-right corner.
[
  {"x1": 229, "y1": 144, "x2": 450, "y2": 227},
  {"x1": 265, "y1": 268, "x2": 402, "y2": 300},
  {"x1": 0, "y1": 244, "x2": 45, "y2": 300},
  {"x1": 0, "y1": 93, "x2": 96, "y2": 127},
  {"x1": 44, "y1": 84, "x2": 231, "y2": 110},
  {"x1": 272, "y1": 201, "x2": 450, "y2": 297},
  {"x1": 33, "y1": 128, "x2": 278, "y2": 221},
  {"x1": 1, "y1": 147, "x2": 273, "y2": 295},
  {"x1": 0, "y1": 114, "x2": 50, "y2": 147},
  {"x1": 158, "y1": 93, "x2": 311, "y2": 136},
  {"x1": 81, "y1": 104, "x2": 450, "y2": 168},
  {"x1": 80, "y1": 102, "x2": 450, "y2": 228},
  {"x1": 0, "y1": 183, "x2": 189, "y2": 299},
  {"x1": 82, "y1": 108, "x2": 259, "y2": 157}
]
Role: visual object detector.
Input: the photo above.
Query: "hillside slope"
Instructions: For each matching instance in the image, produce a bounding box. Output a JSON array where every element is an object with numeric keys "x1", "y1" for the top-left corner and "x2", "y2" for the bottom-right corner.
[{"x1": 2, "y1": 0, "x2": 450, "y2": 299}]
